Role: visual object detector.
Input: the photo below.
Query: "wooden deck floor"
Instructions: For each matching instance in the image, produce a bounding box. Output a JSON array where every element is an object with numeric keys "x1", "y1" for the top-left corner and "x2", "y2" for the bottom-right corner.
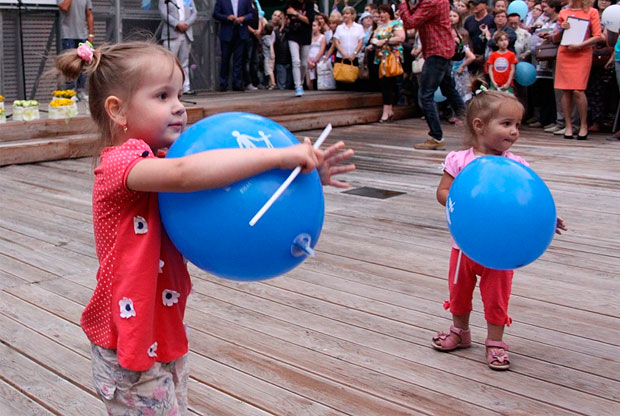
[{"x1": 0, "y1": 116, "x2": 619, "y2": 415}]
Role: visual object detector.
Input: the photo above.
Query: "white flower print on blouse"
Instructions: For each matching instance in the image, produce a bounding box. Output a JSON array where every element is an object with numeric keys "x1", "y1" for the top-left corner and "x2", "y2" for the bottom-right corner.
[
  {"x1": 159, "y1": 259, "x2": 165, "y2": 274},
  {"x1": 162, "y1": 289, "x2": 180, "y2": 306},
  {"x1": 133, "y1": 216, "x2": 148, "y2": 234},
  {"x1": 148, "y1": 342, "x2": 158, "y2": 357},
  {"x1": 119, "y1": 297, "x2": 136, "y2": 319}
]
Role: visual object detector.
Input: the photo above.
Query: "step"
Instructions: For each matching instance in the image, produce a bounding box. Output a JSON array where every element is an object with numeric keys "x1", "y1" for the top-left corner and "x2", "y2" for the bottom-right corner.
[
  {"x1": 0, "y1": 91, "x2": 383, "y2": 143},
  {"x1": 0, "y1": 105, "x2": 415, "y2": 166}
]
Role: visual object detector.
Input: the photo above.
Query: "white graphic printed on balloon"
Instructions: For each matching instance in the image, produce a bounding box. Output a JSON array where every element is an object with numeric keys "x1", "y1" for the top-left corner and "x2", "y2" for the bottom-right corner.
[
  {"x1": 233, "y1": 130, "x2": 274, "y2": 149},
  {"x1": 446, "y1": 197, "x2": 455, "y2": 225}
]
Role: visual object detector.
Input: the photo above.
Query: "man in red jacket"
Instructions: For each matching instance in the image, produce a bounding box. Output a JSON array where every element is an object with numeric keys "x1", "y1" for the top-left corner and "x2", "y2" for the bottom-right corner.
[{"x1": 399, "y1": 0, "x2": 465, "y2": 150}]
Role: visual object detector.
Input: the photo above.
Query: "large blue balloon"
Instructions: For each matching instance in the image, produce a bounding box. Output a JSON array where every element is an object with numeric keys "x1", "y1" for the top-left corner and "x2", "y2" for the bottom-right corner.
[
  {"x1": 159, "y1": 112, "x2": 325, "y2": 281},
  {"x1": 446, "y1": 156, "x2": 556, "y2": 270},
  {"x1": 515, "y1": 62, "x2": 537, "y2": 86},
  {"x1": 507, "y1": 0, "x2": 528, "y2": 20}
]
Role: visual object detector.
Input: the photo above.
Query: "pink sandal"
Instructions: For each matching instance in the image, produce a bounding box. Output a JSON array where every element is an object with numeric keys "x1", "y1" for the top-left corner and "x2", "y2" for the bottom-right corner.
[
  {"x1": 485, "y1": 339, "x2": 510, "y2": 370},
  {"x1": 432, "y1": 325, "x2": 471, "y2": 351}
]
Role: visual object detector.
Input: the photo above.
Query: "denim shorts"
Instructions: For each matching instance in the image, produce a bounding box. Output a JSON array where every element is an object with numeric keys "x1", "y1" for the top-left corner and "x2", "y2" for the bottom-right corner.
[{"x1": 90, "y1": 343, "x2": 189, "y2": 416}]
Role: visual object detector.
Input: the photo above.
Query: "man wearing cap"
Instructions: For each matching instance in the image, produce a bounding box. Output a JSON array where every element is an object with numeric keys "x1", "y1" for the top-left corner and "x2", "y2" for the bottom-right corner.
[
  {"x1": 398, "y1": 0, "x2": 465, "y2": 150},
  {"x1": 464, "y1": 0, "x2": 496, "y2": 74}
]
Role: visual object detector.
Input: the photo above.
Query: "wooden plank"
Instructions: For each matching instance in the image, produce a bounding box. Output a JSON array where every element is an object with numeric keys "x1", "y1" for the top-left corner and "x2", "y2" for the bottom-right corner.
[
  {"x1": 0, "y1": 321, "x2": 104, "y2": 415},
  {"x1": 0, "y1": 134, "x2": 98, "y2": 166},
  {"x1": 1, "y1": 115, "x2": 619, "y2": 415},
  {"x1": 0, "y1": 379, "x2": 55, "y2": 416},
  {"x1": 188, "y1": 277, "x2": 616, "y2": 415},
  {"x1": 28, "y1": 273, "x2": 464, "y2": 415}
]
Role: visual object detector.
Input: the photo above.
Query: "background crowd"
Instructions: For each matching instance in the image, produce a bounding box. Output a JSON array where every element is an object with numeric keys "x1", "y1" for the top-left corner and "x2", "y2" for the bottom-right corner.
[
  {"x1": 210, "y1": 0, "x2": 620, "y2": 143},
  {"x1": 59, "y1": 0, "x2": 620, "y2": 142}
]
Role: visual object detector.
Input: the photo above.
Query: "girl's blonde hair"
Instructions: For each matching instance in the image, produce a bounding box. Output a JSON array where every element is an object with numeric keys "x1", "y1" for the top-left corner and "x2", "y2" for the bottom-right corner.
[
  {"x1": 54, "y1": 41, "x2": 183, "y2": 157},
  {"x1": 464, "y1": 78, "x2": 524, "y2": 147}
]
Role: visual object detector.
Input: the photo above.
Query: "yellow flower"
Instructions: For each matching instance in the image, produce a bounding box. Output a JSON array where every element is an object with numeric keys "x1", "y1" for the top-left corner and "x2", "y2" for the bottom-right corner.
[
  {"x1": 0, "y1": 95, "x2": 4, "y2": 102},
  {"x1": 49, "y1": 98, "x2": 74, "y2": 107},
  {"x1": 0, "y1": 108, "x2": 5, "y2": 115},
  {"x1": 52, "y1": 89, "x2": 76, "y2": 98}
]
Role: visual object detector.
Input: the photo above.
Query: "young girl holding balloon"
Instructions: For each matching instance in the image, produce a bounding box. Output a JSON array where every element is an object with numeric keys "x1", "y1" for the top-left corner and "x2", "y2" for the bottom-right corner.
[
  {"x1": 55, "y1": 40, "x2": 354, "y2": 414},
  {"x1": 432, "y1": 79, "x2": 566, "y2": 370}
]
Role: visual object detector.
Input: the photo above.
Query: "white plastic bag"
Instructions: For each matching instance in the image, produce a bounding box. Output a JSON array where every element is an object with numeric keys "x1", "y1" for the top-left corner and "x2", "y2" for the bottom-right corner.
[{"x1": 317, "y1": 59, "x2": 336, "y2": 90}]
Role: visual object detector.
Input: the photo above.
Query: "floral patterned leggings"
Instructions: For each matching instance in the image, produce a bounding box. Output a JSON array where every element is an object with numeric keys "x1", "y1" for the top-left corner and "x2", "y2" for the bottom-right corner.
[{"x1": 90, "y1": 344, "x2": 189, "y2": 416}]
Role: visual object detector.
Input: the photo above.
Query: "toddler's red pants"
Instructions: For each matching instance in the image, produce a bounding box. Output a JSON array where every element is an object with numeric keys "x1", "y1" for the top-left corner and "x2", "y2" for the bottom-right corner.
[{"x1": 448, "y1": 248, "x2": 513, "y2": 326}]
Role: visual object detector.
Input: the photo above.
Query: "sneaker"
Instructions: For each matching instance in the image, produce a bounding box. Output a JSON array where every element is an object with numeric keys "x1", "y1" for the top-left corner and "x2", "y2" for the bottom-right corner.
[
  {"x1": 543, "y1": 123, "x2": 556, "y2": 129},
  {"x1": 544, "y1": 124, "x2": 560, "y2": 133},
  {"x1": 245, "y1": 84, "x2": 258, "y2": 90},
  {"x1": 528, "y1": 121, "x2": 543, "y2": 128},
  {"x1": 553, "y1": 127, "x2": 567, "y2": 135},
  {"x1": 295, "y1": 87, "x2": 304, "y2": 97},
  {"x1": 414, "y1": 138, "x2": 446, "y2": 150},
  {"x1": 525, "y1": 116, "x2": 538, "y2": 124}
]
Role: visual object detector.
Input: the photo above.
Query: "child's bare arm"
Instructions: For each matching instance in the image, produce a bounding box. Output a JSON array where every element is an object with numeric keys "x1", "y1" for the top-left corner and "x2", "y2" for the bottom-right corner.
[
  {"x1": 436, "y1": 172, "x2": 454, "y2": 206},
  {"x1": 127, "y1": 141, "x2": 323, "y2": 193},
  {"x1": 488, "y1": 63, "x2": 498, "y2": 88},
  {"x1": 505, "y1": 63, "x2": 516, "y2": 89}
]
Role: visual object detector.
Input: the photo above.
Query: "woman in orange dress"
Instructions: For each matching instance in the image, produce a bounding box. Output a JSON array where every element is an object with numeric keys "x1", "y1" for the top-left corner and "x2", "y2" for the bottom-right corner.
[{"x1": 551, "y1": 0, "x2": 602, "y2": 139}]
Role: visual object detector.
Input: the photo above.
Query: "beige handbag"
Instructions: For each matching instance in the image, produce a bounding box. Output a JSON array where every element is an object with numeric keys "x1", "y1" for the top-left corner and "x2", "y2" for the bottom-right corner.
[{"x1": 333, "y1": 59, "x2": 359, "y2": 83}]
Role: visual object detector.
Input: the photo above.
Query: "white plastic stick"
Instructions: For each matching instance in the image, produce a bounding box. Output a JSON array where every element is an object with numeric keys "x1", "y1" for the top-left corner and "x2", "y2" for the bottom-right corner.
[
  {"x1": 453, "y1": 249, "x2": 463, "y2": 285},
  {"x1": 249, "y1": 124, "x2": 332, "y2": 226}
]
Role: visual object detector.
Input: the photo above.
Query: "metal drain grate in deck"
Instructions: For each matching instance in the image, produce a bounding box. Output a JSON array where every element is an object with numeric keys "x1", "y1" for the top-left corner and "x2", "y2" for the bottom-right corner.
[{"x1": 342, "y1": 186, "x2": 405, "y2": 199}]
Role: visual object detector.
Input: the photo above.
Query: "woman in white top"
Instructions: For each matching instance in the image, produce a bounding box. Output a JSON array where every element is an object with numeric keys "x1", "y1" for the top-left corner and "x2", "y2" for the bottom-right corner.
[
  {"x1": 306, "y1": 20, "x2": 326, "y2": 90},
  {"x1": 325, "y1": 6, "x2": 365, "y2": 88}
]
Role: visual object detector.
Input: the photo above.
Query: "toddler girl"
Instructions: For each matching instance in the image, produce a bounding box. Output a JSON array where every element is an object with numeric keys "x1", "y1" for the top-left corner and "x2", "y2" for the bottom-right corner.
[
  {"x1": 55, "y1": 40, "x2": 354, "y2": 414},
  {"x1": 432, "y1": 80, "x2": 566, "y2": 371}
]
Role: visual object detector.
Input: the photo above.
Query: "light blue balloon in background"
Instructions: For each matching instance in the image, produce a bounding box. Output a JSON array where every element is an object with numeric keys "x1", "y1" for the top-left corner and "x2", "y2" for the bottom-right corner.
[
  {"x1": 515, "y1": 62, "x2": 537, "y2": 86},
  {"x1": 446, "y1": 156, "x2": 557, "y2": 270},
  {"x1": 507, "y1": 0, "x2": 528, "y2": 20},
  {"x1": 434, "y1": 88, "x2": 447, "y2": 102},
  {"x1": 159, "y1": 112, "x2": 325, "y2": 281}
]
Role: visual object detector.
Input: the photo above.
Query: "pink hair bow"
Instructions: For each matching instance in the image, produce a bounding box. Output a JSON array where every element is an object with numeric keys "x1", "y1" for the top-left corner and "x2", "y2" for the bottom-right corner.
[{"x1": 77, "y1": 41, "x2": 94, "y2": 63}]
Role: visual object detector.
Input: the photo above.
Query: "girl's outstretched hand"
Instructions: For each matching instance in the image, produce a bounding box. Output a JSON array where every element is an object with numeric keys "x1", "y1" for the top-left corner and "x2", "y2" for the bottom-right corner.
[
  {"x1": 318, "y1": 140, "x2": 356, "y2": 188},
  {"x1": 279, "y1": 138, "x2": 324, "y2": 173},
  {"x1": 556, "y1": 216, "x2": 567, "y2": 235}
]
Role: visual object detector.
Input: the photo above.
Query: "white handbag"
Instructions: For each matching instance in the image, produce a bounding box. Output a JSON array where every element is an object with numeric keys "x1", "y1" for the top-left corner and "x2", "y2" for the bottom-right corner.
[{"x1": 317, "y1": 59, "x2": 337, "y2": 90}]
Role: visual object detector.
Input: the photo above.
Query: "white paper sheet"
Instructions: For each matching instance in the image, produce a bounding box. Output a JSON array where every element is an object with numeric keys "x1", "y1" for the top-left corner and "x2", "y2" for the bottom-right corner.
[{"x1": 560, "y1": 17, "x2": 590, "y2": 46}]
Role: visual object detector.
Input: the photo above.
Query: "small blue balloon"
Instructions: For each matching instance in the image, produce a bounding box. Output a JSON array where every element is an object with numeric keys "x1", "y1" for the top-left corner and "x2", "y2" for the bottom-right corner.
[
  {"x1": 446, "y1": 156, "x2": 556, "y2": 270},
  {"x1": 159, "y1": 112, "x2": 325, "y2": 281},
  {"x1": 507, "y1": 0, "x2": 528, "y2": 20},
  {"x1": 515, "y1": 62, "x2": 537, "y2": 86},
  {"x1": 434, "y1": 88, "x2": 447, "y2": 103}
]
